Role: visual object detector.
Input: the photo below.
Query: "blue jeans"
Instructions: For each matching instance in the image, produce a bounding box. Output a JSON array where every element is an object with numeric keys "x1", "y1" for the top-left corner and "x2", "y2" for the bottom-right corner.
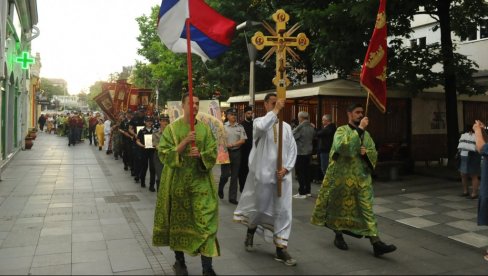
[{"x1": 319, "y1": 152, "x2": 329, "y2": 175}]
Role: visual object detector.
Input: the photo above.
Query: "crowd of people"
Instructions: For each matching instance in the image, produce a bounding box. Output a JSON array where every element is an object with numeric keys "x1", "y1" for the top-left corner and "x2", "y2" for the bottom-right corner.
[
  {"x1": 38, "y1": 94, "x2": 488, "y2": 274},
  {"x1": 151, "y1": 93, "x2": 398, "y2": 276}
]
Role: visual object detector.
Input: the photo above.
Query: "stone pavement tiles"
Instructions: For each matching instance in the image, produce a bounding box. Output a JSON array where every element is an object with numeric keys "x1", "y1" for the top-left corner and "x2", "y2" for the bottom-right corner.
[
  {"x1": 0, "y1": 132, "x2": 488, "y2": 275},
  {"x1": 375, "y1": 190, "x2": 488, "y2": 248}
]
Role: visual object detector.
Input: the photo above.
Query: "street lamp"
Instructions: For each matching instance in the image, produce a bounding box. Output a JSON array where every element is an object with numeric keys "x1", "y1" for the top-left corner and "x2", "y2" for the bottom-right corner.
[{"x1": 236, "y1": 20, "x2": 262, "y2": 108}]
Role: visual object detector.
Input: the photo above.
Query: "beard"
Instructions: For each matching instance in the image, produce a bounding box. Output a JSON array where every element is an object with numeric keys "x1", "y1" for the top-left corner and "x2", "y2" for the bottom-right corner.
[{"x1": 353, "y1": 117, "x2": 363, "y2": 126}]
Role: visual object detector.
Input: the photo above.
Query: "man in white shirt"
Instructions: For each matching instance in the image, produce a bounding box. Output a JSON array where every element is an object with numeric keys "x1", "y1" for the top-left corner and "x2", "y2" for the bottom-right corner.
[{"x1": 233, "y1": 93, "x2": 298, "y2": 266}]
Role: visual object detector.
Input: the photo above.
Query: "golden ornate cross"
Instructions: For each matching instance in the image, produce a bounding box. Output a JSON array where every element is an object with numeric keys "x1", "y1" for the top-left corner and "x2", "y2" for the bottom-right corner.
[{"x1": 251, "y1": 9, "x2": 310, "y2": 197}]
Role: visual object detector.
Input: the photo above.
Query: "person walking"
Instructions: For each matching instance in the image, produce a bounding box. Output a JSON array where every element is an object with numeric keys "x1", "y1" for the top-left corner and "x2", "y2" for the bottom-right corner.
[
  {"x1": 68, "y1": 113, "x2": 77, "y2": 146},
  {"x1": 218, "y1": 108, "x2": 247, "y2": 204},
  {"x1": 233, "y1": 93, "x2": 298, "y2": 266},
  {"x1": 153, "y1": 114, "x2": 170, "y2": 192},
  {"x1": 316, "y1": 114, "x2": 336, "y2": 176},
  {"x1": 38, "y1": 114, "x2": 46, "y2": 131},
  {"x1": 136, "y1": 117, "x2": 156, "y2": 191},
  {"x1": 153, "y1": 93, "x2": 219, "y2": 276},
  {"x1": 103, "y1": 116, "x2": 112, "y2": 153},
  {"x1": 472, "y1": 120, "x2": 488, "y2": 261},
  {"x1": 457, "y1": 125, "x2": 481, "y2": 199},
  {"x1": 292, "y1": 111, "x2": 315, "y2": 199},
  {"x1": 238, "y1": 106, "x2": 253, "y2": 193},
  {"x1": 311, "y1": 103, "x2": 396, "y2": 257},
  {"x1": 88, "y1": 112, "x2": 98, "y2": 145},
  {"x1": 95, "y1": 119, "x2": 105, "y2": 151}
]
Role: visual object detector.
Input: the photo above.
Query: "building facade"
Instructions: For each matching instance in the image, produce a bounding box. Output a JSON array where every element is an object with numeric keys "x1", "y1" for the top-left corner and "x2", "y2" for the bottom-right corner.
[{"x1": 0, "y1": 0, "x2": 39, "y2": 163}]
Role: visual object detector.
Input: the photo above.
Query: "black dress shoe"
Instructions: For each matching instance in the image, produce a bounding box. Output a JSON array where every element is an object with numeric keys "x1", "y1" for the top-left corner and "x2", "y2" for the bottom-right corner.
[
  {"x1": 124, "y1": 166, "x2": 128, "y2": 171},
  {"x1": 373, "y1": 241, "x2": 397, "y2": 257},
  {"x1": 149, "y1": 187, "x2": 156, "y2": 192},
  {"x1": 135, "y1": 177, "x2": 139, "y2": 183},
  {"x1": 173, "y1": 260, "x2": 188, "y2": 276},
  {"x1": 141, "y1": 183, "x2": 146, "y2": 188},
  {"x1": 334, "y1": 235, "x2": 348, "y2": 250},
  {"x1": 202, "y1": 268, "x2": 217, "y2": 276},
  {"x1": 229, "y1": 199, "x2": 238, "y2": 205},
  {"x1": 218, "y1": 190, "x2": 224, "y2": 199}
]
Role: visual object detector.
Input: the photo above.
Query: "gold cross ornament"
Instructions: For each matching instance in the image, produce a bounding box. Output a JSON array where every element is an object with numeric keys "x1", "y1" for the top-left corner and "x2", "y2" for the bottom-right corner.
[{"x1": 251, "y1": 9, "x2": 310, "y2": 197}]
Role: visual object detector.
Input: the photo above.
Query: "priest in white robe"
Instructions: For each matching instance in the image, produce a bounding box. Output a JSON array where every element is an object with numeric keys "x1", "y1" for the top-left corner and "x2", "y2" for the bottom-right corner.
[{"x1": 233, "y1": 92, "x2": 298, "y2": 266}]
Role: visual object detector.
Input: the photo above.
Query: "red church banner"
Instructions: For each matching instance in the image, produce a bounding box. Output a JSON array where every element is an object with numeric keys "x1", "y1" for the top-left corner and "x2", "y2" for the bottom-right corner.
[{"x1": 360, "y1": 0, "x2": 387, "y2": 113}]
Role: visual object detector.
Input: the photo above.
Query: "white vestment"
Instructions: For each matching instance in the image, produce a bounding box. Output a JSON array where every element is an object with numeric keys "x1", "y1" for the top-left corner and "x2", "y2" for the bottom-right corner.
[
  {"x1": 233, "y1": 111, "x2": 297, "y2": 247},
  {"x1": 104, "y1": 120, "x2": 111, "y2": 151}
]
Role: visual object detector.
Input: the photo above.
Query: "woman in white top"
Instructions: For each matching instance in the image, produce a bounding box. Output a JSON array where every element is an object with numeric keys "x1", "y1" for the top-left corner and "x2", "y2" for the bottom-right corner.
[{"x1": 458, "y1": 125, "x2": 481, "y2": 199}]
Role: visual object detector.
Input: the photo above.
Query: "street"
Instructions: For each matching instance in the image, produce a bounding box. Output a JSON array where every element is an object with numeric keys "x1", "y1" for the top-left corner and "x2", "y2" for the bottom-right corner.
[{"x1": 0, "y1": 132, "x2": 487, "y2": 275}]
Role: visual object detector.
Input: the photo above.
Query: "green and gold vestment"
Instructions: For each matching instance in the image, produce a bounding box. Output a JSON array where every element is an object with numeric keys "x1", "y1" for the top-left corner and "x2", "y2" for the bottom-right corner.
[
  {"x1": 153, "y1": 118, "x2": 219, "y2": 257},
  {"x1": 311, "y1": 124, "x2": 379, "y2": 237}
]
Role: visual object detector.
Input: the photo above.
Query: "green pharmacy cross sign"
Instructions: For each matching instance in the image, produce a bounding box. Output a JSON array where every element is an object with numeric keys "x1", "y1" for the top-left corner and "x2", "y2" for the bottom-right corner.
[{"x1": 15, "y1": 52, "x2": 35, "y2": 69}]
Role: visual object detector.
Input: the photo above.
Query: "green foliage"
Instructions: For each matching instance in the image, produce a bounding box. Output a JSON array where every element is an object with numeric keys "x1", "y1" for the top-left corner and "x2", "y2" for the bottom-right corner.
[
  {"x1": 132, "y1": 0, "x2": 487, "y2": 104},
  {"x1": 39, "y1": 78, "x2": 66, "y2": 100},
  {"x1": 87, "y1": 81, "x2": 103, "y2": 111}
]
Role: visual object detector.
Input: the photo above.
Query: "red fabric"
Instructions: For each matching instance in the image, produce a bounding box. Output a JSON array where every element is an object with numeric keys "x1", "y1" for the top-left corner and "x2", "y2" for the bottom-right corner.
[
  {"x1": 189, "y1": 0, "x2": 236, "y2": 46},
  {"x1": 360, "y1": 0, "x2": 387, "y2": 113},
  {"x1": 68, "y1": 117, "x2": 77, "y2": 128},
  {"x1": 89, "y1": 117, "x2": 98, "y2": 128}
]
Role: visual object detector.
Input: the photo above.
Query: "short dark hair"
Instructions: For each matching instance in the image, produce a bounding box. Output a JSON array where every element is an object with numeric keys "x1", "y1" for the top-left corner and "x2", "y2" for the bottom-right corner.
[
  {"x1": 181, "y1": 92, "x2": 199, "y2": 104},
  {"x1": 347, "y1": 103, "x2": 364, "y2": 112},
  {"x1": 264, "y1": 93, "x2": 277, "y2": 102}
]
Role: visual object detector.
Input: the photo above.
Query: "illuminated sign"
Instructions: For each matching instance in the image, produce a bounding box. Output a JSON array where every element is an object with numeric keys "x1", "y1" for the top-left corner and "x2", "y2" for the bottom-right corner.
[{"x1": 15, "y1": 52, "x2": 35, "y2": 69}]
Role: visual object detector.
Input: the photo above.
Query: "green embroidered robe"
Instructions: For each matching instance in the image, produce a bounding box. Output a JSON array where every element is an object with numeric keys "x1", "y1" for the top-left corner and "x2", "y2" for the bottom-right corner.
[
  {"x1": 153, "y1": 118, "x2": 219, "y2": 257},
  {"x1": 311, "y1": 124, "x2": 379, "y2": 237}
]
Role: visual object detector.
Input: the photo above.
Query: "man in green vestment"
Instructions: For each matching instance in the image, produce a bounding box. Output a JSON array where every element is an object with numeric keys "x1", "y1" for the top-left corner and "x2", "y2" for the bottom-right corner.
[
  {"x1": 153, "y1": 93, "x2": 218, "y2": 276},
  {"x1": 311, "y1": 103, "x2": 397, "y2": 257}
]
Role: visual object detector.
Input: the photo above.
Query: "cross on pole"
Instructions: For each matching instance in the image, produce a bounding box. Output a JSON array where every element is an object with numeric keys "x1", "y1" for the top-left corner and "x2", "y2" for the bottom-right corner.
[
  {"x1": 15, "y1": 52, "x2": 35, "y2": 69},
  {"x1": 251, "y1": 9, "x2": 310, "y2": 197}
]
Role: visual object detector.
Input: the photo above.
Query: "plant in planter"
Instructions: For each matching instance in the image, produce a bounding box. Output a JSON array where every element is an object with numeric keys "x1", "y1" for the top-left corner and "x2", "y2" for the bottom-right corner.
[
  {"x1": 25, "y1": 135, "x2": 34, "y2": 150},
  {"x1": 28, "y1": 128, "x2": 38, "y2": 140}
]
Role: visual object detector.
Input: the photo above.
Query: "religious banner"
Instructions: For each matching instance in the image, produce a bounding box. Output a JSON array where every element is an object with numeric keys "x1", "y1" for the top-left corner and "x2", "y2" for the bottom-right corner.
[
  {"x1": 128, "y1": 88, "x2": 154, "y2": 114},
  {"x1": 113, "y1": 79, "x2": 131, "y2": 115},
  {"x1": 167, "y1": 100, "x2": 229, "y2": 164},
  {"x1": 102, "y1": 82, "x2": 117, "y2": 101},
  {"x1": 94, "y1": 90, "x2": 116, "y2": 121},
  {"x1": 360, "y1": 0, "x2": 387, "y2": 113}
]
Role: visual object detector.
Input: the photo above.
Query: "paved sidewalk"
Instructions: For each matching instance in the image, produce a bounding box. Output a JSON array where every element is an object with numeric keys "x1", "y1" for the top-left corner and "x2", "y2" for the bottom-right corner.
[{"x1": 0, "y1": 132, "x2": 487, "y2": 275}]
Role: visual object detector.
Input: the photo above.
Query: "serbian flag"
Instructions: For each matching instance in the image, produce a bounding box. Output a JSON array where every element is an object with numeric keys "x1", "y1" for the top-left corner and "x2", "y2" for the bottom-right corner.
[
  {"x1": 360, "y1": 0, "x2": 387, "y2": 113},
  {"x1": 157, "y1": 0, "x2": 236, "y2": 61}
]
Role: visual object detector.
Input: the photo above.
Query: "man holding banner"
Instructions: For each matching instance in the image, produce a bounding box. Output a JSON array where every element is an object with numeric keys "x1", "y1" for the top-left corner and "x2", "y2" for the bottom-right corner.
[
  {"x1": 311, "y1": 0, "x2": 396, "y2": 257},
  {"x1": 154, "y1": 0, "x2": 236, "y2": 274},
  {"x1": 153, "y1": 93, "x2": 218, "y2": 275}
]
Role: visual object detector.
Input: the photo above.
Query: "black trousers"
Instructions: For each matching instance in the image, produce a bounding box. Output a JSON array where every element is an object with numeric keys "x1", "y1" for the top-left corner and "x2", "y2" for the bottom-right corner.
[
  {"x1": 69, "y1": 127, "x2": 77, "y2": 145},
  {"x1": 140, "y1": 149, "x2": 156, "y2": 187},
  {"x1": 88, "y1": 126, "x2": 97, "y2": 145},
  {"x1": 218, "y1": 149, "x2": 241, "y2": 201},
  {"x1": 132, "y1": 144, "x2": 142, "y2": 177},
  {"x1": 296, "y1": 154, "x2": 312, "y2": 195},
  {"x1": 122, "y1": 139, "x2": 132, "y2": 168}
]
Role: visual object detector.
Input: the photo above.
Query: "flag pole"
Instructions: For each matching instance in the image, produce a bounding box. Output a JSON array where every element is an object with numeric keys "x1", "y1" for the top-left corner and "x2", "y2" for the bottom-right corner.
[
  {"x1": 185, "y1": 18, "x2": 195, "y2": 135},
  {"x1": 365, "y1": 91, "x2": 370, "y2": 117}
]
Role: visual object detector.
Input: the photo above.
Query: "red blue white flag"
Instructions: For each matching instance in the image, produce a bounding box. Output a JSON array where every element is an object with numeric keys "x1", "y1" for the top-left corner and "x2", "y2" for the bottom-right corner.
[{"x1": 157, "y1": 0, "x2": 236, "y2": 61}]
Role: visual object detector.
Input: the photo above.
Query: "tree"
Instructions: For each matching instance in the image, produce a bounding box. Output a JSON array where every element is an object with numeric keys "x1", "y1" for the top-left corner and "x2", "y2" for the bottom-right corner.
[
  {"x1": 132, "y1": 3, "x2": 276, "y2": 106},
  {"x1": 134, "y1": 1, "x2": 488, "y2": 165},
  {"x1": 87, "y1": 81, "x2": 103, "y2": 111},
  {"x1": 268, "y1": 0, "x2": 487, "y2": 165},
  {"x1": 39, "y1": 78, "x2": 66, "y2": 100}
]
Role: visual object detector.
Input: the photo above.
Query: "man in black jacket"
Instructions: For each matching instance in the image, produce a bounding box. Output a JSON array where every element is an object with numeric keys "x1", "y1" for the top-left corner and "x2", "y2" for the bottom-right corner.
[
  {"x1": 316, "y1": 114, "x2": 336, "y2": 176},
  {"x1": 238, "y1": 106, "x2": 253, "y2": 192}
]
